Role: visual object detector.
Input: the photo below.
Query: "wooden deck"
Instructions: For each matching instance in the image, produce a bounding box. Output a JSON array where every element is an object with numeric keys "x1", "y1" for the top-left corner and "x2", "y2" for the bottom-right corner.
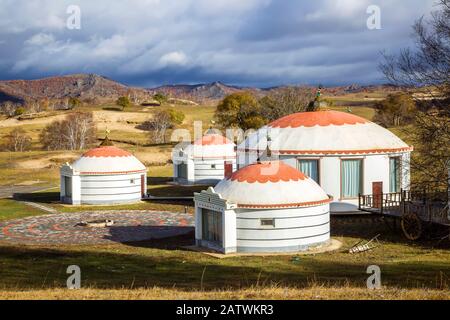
[{"x1": 359, "y1": 190, "x2": 450, "y2": 226}]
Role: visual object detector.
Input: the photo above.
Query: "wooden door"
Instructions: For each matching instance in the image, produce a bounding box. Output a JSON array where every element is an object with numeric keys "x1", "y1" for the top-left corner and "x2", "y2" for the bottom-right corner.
[
  {"x1": 373, "y1": 182, "x2": 383, "y2": 209},
  {"x1": 224, "y1": 161, "x2": 233, "y2": 179}
]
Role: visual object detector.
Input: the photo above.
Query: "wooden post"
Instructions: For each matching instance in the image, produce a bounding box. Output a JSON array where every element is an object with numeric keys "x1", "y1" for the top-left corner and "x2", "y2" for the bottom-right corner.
[{"x1": 358, "y1": 193, "x2": 361, "y2": 210}]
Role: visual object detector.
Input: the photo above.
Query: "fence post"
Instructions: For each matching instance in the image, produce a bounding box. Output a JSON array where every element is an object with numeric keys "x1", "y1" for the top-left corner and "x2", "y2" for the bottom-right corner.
[{"x1": 358, "y1": 193, "x2": 361, "y2": 210}]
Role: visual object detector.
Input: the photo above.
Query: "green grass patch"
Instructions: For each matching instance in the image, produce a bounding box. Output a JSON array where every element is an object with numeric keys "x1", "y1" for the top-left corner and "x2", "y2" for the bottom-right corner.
[{"x1": 0, "y1": 199, "x2": 48, "y2": 221}]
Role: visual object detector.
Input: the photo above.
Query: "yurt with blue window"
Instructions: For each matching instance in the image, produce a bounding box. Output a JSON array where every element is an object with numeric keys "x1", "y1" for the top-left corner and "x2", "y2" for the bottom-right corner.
[
  {"x1": 194, "y1": 161, "x2": 332, "y2": 254},
  {"x1": 237, "y1": 111, "x2": 413, "y2": 213}
]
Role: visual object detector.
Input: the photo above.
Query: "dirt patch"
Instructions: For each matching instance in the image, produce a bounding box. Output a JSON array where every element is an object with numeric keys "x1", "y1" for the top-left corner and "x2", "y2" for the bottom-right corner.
[
  {"x1": 16, "y1": 153, "x2": 80, "y2": 170},
  {"x1": 94, "y1": 110, "x2": 150, "y2": 134},
  {"x1": 0, "y1": 114, "x2": 68, "y2": 128},
  {"x1": 134, "y1": 151, "x2": 171, "y2": 165},
  {"x1": 14, "y1": 180, "x2": 43, "y2": 186}
]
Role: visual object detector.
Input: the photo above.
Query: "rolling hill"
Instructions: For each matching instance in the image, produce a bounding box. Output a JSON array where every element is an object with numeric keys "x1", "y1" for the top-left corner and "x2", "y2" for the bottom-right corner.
[
  {"x1": 0, "y1": 74, "x2": 147, "y2": 104},
  {"x1": 0, "y1": 73, "x2": 403, "y2": 106}
]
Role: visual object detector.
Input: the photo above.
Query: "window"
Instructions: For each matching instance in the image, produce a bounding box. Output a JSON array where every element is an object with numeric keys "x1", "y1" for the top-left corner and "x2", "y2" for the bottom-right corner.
[
  {"x1": 211, "y1": 164, "x2": 216, "y2": 169},
  {"x1": 260, "y1": 219, "x2": 275, "y2": 227},
  {"x1": 297, "y1": 159, "x2": 320, "y2": 184},
  {"x1": 389, "y1": 157, "x2": 401, "y2": 193},
  {"x1": 341, "y1": 159, "x2": 363, "y2": 199},
  {"x1": 202, "y1": 209, "x2": 222, "y2": 245}
]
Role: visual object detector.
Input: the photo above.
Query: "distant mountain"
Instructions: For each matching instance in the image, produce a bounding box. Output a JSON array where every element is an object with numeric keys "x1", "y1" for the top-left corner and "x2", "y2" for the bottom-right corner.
[
  {"x1": 149, "y1": 81, "x2": 265, "y2": 102},
  {"x1": 0, "y1": 74, "x2": 148, "y2": 104},
  {"x1": 0, "y1": 73, "x2": 404, "y2": 106}
]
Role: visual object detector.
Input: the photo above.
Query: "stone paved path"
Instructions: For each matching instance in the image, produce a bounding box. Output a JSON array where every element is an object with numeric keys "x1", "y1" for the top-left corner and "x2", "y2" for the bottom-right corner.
[
  {"x1": 0, "y1": 184, "x2": 55, "y2": 199},
  {"x1": 0, "y1": 211, "x2": 194, "y2": 245}
]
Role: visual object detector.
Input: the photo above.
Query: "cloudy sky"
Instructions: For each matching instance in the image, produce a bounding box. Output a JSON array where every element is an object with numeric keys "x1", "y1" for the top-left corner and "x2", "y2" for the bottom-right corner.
[{"x1": 0, "y1": 0, "x2": 438, "y2": 87}]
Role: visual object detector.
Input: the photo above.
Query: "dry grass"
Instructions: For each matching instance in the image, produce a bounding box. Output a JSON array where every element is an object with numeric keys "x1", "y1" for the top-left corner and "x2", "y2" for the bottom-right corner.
[{"x1": 0, "y1": 285, "x2": 448, "y2": 300}]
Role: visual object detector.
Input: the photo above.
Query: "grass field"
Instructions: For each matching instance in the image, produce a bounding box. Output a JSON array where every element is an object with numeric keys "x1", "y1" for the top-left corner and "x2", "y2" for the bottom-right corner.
[
  {"x1": 0, "y1": 96, "x2": 448, "y2": 300},
  {"x1": 0, "y1": 219, "x2": 448, "y2": 299},
  {"x1": 1, "y1": 286, "x2": 448, "y2": 300},
  {"x1": 0, "y1": 199, "x2": 49, "y2": 221}
]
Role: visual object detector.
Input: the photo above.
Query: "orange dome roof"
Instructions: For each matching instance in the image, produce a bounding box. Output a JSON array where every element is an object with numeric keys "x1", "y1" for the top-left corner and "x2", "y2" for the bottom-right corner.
[
  {"x1": 239, "y1": 111, "x2": 411, "y2": 155},
  {"x1": 229, "y1": 161, "x2": 306, "y2": 183},
  {"x1": 214, "y1": 161, "x2": 330, "y2": 208},
  {"x1": 194, "y1": 134, "x2": 233, "y2": 146},
  {"x1": 71, "y1": 146, "x2": 146, "y2": 174},
  {"x1": 269, "y1": 111, "x2": 368, "y2": 128},
  {"x1": 82, "y1": 146, "x2": 132, "y2": 158}
]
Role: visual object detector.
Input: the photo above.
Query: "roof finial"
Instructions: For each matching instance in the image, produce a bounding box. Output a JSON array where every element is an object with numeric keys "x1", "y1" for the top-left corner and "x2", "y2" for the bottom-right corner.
[
  {"x1": 266, "y1": 135, "x2": 272, "y2": 159},
  {"x1": 100, "y1": 128, "x2": 114, "y2": 147}
]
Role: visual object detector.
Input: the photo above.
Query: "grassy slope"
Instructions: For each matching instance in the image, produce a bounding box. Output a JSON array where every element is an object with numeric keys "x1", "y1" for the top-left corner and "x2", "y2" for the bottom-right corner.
[{"x1": 0, "y1": 219, "x2": 448, "y2": 298}]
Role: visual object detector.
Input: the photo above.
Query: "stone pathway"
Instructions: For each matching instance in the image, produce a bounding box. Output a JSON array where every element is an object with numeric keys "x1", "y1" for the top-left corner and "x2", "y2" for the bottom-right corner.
[
  {"x1": 22, "y1": 201, "x2": 58, "y2": 214},
  {"x1": 0, "y1": 211, "x2": 194, "y2": 245},
  {"x1": 0, "y1": 184, "x2": 55, "y2": 199}
]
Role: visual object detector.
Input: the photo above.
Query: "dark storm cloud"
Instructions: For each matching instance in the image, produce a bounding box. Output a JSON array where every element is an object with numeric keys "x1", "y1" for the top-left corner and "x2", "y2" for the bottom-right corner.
[{"x1": 0, "y1": 0, "x2": 437, "y2": 87}]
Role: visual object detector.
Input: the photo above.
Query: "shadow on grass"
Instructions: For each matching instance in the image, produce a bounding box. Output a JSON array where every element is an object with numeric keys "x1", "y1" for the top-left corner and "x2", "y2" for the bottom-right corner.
[
  {"x1": 102, "y1": 107, "x2": 123, "y2": 112},
  {"x1": 331, "y1": 215, "x2": 450, "y2": 249},
  {"x1": 13, "y1": 192, "x2": 60, "y2": 204},
  {"x1": 0, "y1": 241, "x2": 448, "y2": 291},
  {"x1": 104, "y1": 226, "x2": 195, "y2": 248},
  {"x1": 147, "y1": 184, "x2": 207, "y2": 198},
  {"x1": 147, "y1": 176, "x2": 172, "y2": 185}
]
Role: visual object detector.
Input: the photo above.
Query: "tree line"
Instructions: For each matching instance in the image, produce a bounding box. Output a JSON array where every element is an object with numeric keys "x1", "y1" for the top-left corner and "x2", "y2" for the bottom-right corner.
[{"x1": 215, "y1": 87, "x2": 318, "y2": 131}]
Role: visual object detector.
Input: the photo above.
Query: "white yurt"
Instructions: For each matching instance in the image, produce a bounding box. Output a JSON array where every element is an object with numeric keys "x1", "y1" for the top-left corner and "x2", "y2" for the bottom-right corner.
[
  {"x1": 194, "y1": 161, "x2": 331, "y2": 254},
  {"x1": 60, "y1": 138, "x2": 147, "y2": 205},
  {"x1": 172, "y1": 133, "x2": 237, "y2": 185},
  {"x1": 237, "y1": 111, "x2": 413, "y2": 213}
]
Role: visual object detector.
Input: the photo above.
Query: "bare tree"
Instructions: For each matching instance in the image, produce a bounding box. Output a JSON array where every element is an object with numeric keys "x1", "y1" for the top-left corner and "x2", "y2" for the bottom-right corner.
[
  {"x1": 40, "y1": 112, "x2": 96, "y2": 150},
  {"x1": 2, "y1": 128, "x2": 32, "y2": 152},
  {"x1": 1, "y1": 101, "x2": 19, "y2": 117},
  {"x1": 143, "y1": 110, "x2": 174, "y2": 144},
  {"x1": 260, "y1": 86, "x2": 316, "y2": 122},
  {"x1": 380, "y1": 0, "x2": 450, "y2": 105},
  {"x1": 380, "y1": 0, "x2": 450, "y2": 190}
]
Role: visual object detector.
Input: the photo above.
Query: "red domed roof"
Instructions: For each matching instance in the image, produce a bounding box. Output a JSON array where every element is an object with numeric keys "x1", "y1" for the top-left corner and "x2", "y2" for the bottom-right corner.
[
  {"x1": 82, "y1": 146, "x2": 132, "y2": 158},
  {"x1": 269, "y1": 111, "x2": 368, "y2": 128},
  {"x1": 194, "y1": 134, "x2": 233, "y2": 146},
  {"x1": 214, "y1": 160, "x2": 330, "y2": 208},
  {"x1": 229, "y1": 161, "x2": 306, "y2": 183},
  {"x1": 239, "y1": 111, "x2": 411, "y2": 155}
]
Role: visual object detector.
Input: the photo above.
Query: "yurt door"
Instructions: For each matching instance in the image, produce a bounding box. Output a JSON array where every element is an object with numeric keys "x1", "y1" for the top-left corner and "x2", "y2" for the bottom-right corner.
[
  {"x1": 224, "y1": 161, "x2": 233, "y2": 179},
  {"x1": 373, "y1": 182, "x2": 383, "y2": 209},
  {"x1": 141, "y1": 175, "x2": 145, "y2": 197}
]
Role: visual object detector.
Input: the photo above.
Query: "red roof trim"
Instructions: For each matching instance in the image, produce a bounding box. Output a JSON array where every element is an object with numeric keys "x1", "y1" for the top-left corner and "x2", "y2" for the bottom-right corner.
[
  {"x1": 237, "y1": 197, "x2": 332, "y2": 209},
  {"x1": 79, "y1": 169, "x2": 146, "y2": 175},
  {"x1": 238, "y1": 146, "x2": 413, "y2": 155}
]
